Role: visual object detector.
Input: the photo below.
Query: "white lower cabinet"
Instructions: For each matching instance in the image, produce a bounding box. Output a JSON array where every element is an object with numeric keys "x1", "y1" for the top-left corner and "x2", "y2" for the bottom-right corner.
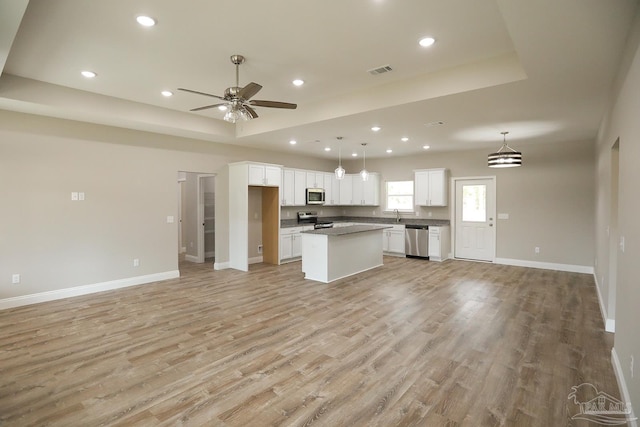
[
  {"x1": 381, "y1": 224, "x2": 405, "y2": 256},
  {"x1": 428, "y1": 226, "x2": 450, "y2": 261},
  {"x1": 280, "y1": 227, "x2": 310, "y2": 261}
]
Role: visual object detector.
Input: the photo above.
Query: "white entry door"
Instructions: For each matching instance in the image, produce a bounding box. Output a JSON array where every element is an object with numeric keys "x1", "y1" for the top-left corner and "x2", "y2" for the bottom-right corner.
[{"x1": 455, "y1": 178, "x2": 496, "y2": 262}]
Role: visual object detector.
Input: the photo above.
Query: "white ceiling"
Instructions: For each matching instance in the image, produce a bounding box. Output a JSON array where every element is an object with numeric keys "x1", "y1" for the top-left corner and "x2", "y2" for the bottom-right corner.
[{"x1": 0, "y1": 0, "x2": 637, "y2": 159}]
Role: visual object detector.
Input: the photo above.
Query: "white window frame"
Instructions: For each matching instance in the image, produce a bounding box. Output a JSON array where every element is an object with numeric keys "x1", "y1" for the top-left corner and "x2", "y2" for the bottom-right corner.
[{"x1": 384, "y1": 180, "x2": 415, "y2": 212}]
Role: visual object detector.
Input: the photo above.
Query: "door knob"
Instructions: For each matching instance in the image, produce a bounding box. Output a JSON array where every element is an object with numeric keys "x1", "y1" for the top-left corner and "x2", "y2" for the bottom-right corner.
[{"x1": 489, "y1": 224, "x2": 493, "y2": 227}]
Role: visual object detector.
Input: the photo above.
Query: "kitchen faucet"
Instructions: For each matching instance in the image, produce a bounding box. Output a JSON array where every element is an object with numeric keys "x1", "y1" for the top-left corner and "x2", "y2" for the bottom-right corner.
[{"x1": 394, "y1": 209, "x2": 400, "y2": 223}]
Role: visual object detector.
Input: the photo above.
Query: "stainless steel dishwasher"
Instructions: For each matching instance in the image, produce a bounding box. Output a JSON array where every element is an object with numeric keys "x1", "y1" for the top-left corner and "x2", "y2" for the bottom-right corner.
[{"x1": 405, "y1": 224, "x2": 429, "y2": 259}]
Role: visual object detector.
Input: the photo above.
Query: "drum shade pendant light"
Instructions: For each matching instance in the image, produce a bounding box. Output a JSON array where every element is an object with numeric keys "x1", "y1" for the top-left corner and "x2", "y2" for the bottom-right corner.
[
  {"x1": 334, "y1": 137, "x2": 345, "y2": 180},
  {"x1": 488, "y1": 131, "x2": 522, "y2": 168},
  {"x1": 360, "y1": 143, "x2": 369, "y2": 181}
]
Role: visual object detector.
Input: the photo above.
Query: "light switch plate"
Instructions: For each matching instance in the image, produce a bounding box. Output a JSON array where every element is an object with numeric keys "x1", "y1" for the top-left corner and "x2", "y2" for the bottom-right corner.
[
  {"x1": 498, "y1": 213, "x2": 509, "y2": 220},
  {"x1": 167, "y1": 216, "x2": 174, "y2": 223},
  {"x1": 78, "y1": 192, "x2": 85, "y2": 201},
  {"x1": 71, "y1": 192, "x2": 78, "y2": 201}
]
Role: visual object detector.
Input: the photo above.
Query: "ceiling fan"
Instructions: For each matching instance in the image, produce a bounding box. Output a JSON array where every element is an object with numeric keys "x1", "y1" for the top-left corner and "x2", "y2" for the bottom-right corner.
[{"x1": 178, "y1": 54, "x2": 297, "y2": 123}]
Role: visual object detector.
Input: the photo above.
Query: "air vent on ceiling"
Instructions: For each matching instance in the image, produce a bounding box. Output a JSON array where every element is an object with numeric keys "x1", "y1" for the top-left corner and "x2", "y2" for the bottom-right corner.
[
  {"x1": 424, "y1": 121, "x2": 445, "y2": 127},
  {"x1": 367, "y1": 65, "x2": 393, "y2": 75}
]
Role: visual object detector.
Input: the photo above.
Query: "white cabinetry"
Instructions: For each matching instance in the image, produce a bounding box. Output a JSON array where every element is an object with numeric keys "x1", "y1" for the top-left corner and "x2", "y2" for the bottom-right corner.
[
  {"x1": 339, "y1": 175, "x2": 353, "y2": 205},
  {"x1": 382, "y1": 224, "x2": 405, "y2": 256},
  {"x1": 280, "y1": 226, "x2": 310, "y2": 261},
  {"x1": 249, "y1": 163, "x2": 281, "y2": 186},
  {"x1": 428, "y1": 226, "x2": 450, "y2": 261},
  {"x1": 281, "y1": 168, "x2": 306, "y2": 206},
  {"x1": 414, "y1": 168, "x2": 448, "y2": 206},
  {"x1": 353, "y1": 173, "x2": 380, "y2": 206},
  {"x1": 306, "y1": 172, "x2": 324, "y2": 189},
  {"x1": 323, "y1": 173, "x2": 337, "y2": 205}
]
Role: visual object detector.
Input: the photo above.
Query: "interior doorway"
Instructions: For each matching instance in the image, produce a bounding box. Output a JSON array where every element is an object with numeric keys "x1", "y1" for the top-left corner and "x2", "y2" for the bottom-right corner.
[{"x1": 453, "y1": 177, "x2": 496, "y2": 262}]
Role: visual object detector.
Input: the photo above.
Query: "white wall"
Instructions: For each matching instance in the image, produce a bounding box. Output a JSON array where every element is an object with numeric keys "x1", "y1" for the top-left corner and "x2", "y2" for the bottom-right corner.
[{"x1": 595, "y1": 5, "x2": 640, "y2": 416}]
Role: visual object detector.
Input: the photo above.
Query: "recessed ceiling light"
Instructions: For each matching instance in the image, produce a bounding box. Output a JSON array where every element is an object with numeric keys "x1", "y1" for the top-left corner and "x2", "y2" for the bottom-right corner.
[
  {"x1": 371, "y1": 126, "x2": 381, "y2": 132},
  {"x1": 419, "y1": 37, "x2": 435, "y2": 47},
  {"x1": 352, "y1": 153, "x2": 358, "y2": 157},
  {"x1": 423, "y1": 145, "x2": 430, "y2": 150},
  {"x1": 324, "y1": 147, "x2": 331, "y2": 152},
  {"x1": 161, "y1": 90, "x2": 173, "y2": 97},
  {"x1": 136, "y1": 15, "x2": 156, "y2": 27},
  {"x1": 401, "y1": 137, "x2": 409, "y2": 142},
  {"x1": 289, "y1": 140, "x2": 297, "y2": 145},
  {"x1": 218, "y1": 105, "x2": 228, "y2": 111},
  {"x1": 81, "y1": 70, "x2": 96, "y2": 78},
  {"x1": 386, "y1": 149, "x2": 393, "y2": 153},
  {"x1": 292, "y1": 79, "x2": 304, "y2": 86}
]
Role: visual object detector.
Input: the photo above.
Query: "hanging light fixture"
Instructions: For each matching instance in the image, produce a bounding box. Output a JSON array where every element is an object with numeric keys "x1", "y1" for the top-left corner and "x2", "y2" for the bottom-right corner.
[
  {"x1": 334, "y1": 137, "x2": 345, "y2": 180},
  {"x1": 360, "y1": 143, "x2": 369, "y2": 181},
  {"x1": 488, "y1": 131, "x2": 522, "y2": 168}
]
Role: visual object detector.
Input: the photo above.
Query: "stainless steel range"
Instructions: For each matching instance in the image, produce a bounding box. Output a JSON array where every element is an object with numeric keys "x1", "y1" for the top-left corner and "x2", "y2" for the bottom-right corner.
[{"x1": 297, "y1": 211, "x2": 334, "y2": 229}]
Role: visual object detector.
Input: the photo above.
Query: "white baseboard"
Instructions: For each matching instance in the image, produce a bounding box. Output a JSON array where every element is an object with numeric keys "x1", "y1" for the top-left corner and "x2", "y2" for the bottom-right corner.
[
  {"x1": 611, "y1": 348, "x2": 638, "y2": 427},
  {"x1": 214, "y1": 261, "x2": 230, "y2": 270},
  {"x1": 205, "y1": 251, "x2": 215, "y2": 258},
  {"x1": 495, "y1": 257, "x2": 594, "y2": 274},
  {"x1": 593, "y1": 274, "x2": 616, "y2": 332},
  {"x1": 0, "y1": 270, "x2": 180, "y2": 311},
  {"x1": 184, "y1": 254, "x2": 198, "y2": 263},
  {"x1": 249, "y1": 256, "x2": 263, "y2": 265}
]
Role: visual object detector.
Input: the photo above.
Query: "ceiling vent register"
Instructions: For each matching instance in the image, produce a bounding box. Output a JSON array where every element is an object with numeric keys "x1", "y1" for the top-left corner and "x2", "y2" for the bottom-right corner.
[{"x1": 368, "y1": 65, "x2": 393, "y2": 75}]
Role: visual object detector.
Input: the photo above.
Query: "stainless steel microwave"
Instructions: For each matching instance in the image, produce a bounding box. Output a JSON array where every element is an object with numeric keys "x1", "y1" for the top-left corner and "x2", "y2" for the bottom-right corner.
[{"x1": 306, "y1": 188, "x2": 325, "y2": 205}]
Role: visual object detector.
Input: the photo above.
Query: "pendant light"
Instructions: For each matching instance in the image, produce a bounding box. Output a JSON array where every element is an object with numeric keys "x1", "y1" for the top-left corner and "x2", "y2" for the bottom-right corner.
[
  {"x1": 488, "y1": 131, "x2": 522, "y2": 168},
  {"x1": 334, "y1": 137, "x2": 345, "y2": 180},
  {"x1": 360, "y1": 143, "x2": 369, "y2": 181}
]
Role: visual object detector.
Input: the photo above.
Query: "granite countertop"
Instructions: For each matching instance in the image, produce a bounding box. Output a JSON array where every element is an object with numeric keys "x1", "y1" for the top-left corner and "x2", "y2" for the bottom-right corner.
[
  {"x1": 281, "y1": 216, "x2": 450, "y2": 228},
  {"x1": 301, "y1": 224, "x2": 392, "y2": 236}
]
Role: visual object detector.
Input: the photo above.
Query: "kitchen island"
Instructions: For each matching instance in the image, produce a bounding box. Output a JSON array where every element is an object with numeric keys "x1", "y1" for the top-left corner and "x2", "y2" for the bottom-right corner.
[{"x1": 301, "y1": 224, "x2": 391, "y2": 283}]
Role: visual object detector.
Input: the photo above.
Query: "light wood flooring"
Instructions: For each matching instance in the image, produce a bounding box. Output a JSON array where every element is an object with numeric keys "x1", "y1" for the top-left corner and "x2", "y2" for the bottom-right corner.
[{"x1": 0, "y1": 257, "x2": 622, "y2": 426}]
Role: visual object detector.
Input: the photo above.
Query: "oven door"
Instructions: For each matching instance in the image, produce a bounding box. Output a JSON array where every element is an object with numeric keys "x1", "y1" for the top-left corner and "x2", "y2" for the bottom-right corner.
[{"x1": 306, "y1": 188, "x2": 325, "y2": 205}]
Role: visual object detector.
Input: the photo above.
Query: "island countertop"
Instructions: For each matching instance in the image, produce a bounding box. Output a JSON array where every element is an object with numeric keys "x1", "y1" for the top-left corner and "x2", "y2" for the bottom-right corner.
[{"x1": 301, "y1": 224, "x2": 391, "y2": 236}]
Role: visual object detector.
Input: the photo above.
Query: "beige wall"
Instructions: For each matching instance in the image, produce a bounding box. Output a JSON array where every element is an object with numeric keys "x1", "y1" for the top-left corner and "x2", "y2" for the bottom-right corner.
[
  {"x1": 0, "y1": 110, "x2": 335, "y2": 299},
  {"x1": 595, "y1": 5, "x2": 640, "y2": 414},
  {"x1": 342, "y1": 139, "x2": 595, "y2": 266}
]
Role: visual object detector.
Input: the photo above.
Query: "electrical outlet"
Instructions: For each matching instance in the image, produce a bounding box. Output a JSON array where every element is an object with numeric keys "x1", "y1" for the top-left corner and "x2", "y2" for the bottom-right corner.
[
  {"x1": 415, "y1": 211, "x2": 419, "y2": 216},
  {"x1": 133, "y1": 258, "x2": 140, "y2": 267},
  {"x1": 12, "y1": 274, "x2": 20, "y2": 284},
  {"x1": 71, "y1": 192, "x2": 78, "y2": 201},
  {"x1": 428, "y1": 211, "x2": 433, "y2": 217},
  {"x1": 258, "y1": 245, "x2": 263, "y2": 254},
  {"x1": 535, "y1": 247, "x2": 540, "y2": 254},
  {"x1": 78, "y1": 192, "x2": 85, "y2": 201}
]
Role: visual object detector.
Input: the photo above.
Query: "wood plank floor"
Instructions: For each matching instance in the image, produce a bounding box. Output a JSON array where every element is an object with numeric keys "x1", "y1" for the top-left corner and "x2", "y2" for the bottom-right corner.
[{"x1": 0, "y1": 257, "x2": 622, "y2": 426}]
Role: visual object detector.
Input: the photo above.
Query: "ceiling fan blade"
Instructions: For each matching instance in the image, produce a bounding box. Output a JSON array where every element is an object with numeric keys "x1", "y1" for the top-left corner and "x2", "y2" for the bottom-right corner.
[
  {"x1": 238, "y1": 82, "x2": 262, "y2": 100},
  {"x1": 178, "y1": 88, "x2": 226, "y2": 101},
  {"x1": 190, "y1": 103, "x2": 227, "y2": 112},
  {"x1": 250, "y1": 100, "x2": 297, "y2": 109},
  {"x1": 243, "y1": 105, "x2": 259, "y2": 119}
]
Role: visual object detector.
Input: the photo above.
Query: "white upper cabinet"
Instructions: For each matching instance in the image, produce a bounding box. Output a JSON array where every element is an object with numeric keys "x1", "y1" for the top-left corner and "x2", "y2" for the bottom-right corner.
[
  {"x1": 323, "y1": 173, "x2": 335, "y2": 206},
  {"x1": 414, "y1": 168, "x2": 448, "y2": 206},
  {"x1": 339, "y1": 174, "x2": 354, "y2": 205},
  {"x1": 352, "y1": 173, "x2": 380, "y2": 205},
  {"x1": 306, "y1": 172, "x2": 324, "y2": 189},
  {"x1": 281, "y1": 168, "x2": 306, "y2": 206},
  {"x1": 249, "y1": 163, "x2": 281, "y2": 187}
]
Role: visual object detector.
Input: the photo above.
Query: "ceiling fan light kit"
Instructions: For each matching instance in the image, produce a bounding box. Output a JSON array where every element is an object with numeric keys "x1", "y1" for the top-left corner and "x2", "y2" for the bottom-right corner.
[
  {"x1": 488, "y1": 131, "x2": 522, "y2": 168},
  {"x1": 178, "y1": 54, "x2": 297, "y2": 123}
]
